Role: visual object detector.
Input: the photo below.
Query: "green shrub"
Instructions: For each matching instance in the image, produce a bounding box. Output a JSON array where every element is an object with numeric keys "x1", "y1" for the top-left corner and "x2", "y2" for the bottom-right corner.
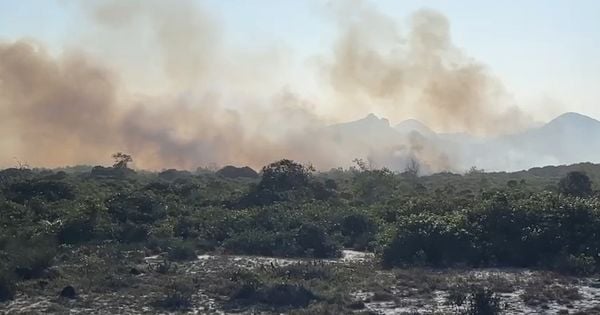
[
  {"x1": 107, "y1": 192, "x2": 166, "y2": 224},
  {"x1": 340, "y1": 213, "x2": 376, "y2": 250},
  {"x1": 5, "y1": 180, "x2": 75, "y2": 204},
  {"x1": 117, "y1": 222, "x2": 149, "y2": 243},
  {"x1": 555, "y1": 253, "x2": 597, "y2": 275},
  {"x1": 446, "y1": 284, "x2": 468, "y2": 309},
  {"x1": 558, "y1": 171, "x2": 592, "y2": 197},
  {"x1": 224, "y1": 269, "x2": 262, "y2": 300},
  {"x1": 149, "y1": 259, "x2": 177, "y2": 274},
  {"x1": 521, "y1": 277, "x2": 582, "y2": 307},
  {"x1": 166, "y1": 239, "x2": 197, "y2": 261},
  {"x1": 58, "y1": 217, "x2": 96, "y2": 244},
  {"x1": 153, "y1": 280, "x2": 195, "y2": 310},
  {"x1": 465, "y1": 287, "x2": 502, "y2": 315},
  {"x1": 223, "y1": 268, "x2": 318, "y2": 308},
  {"x1": 259, "y1": 284, "x2": 317, "y2": 307},
  {"x1": 9, "y1": 239, "x2": 56, "y2": 280},
  {"x1": 0, "y1": 268, "x2": 16, "y2": 302},
  {"x1": 381, "y1": 214, "x2": 475, "y2": 267},
  {"x1": 224, "y1": 229, "x2": 280, "y2": 256},
  {"x1": 273, "y1": 263, "x2": 332, "y2": 281},
  {"x1": 296, "y1": 224, "x2": 340, "y2": 258},
  {"x1": 223, "y1": 229, "x2": 298, "y2": 257}
]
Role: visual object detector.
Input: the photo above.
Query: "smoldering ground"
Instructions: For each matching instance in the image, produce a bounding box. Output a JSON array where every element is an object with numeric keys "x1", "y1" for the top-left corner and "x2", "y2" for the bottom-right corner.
[{"x1": 0, "y1": 1, "x2": 537, "y2": 172}]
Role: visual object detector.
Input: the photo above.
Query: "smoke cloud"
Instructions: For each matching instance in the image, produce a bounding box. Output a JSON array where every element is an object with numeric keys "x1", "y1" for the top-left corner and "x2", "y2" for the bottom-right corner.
[
  {"x1": 325, "y1": 5, "x2": 532, "y2": 135},
  {"x1": 0, "y1": 1, "x2": 538, "y2": 172}
]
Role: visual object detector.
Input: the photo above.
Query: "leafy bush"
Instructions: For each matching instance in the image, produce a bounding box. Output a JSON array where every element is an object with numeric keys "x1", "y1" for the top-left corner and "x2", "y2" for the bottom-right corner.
[
  {"x1": 555, "y1": 253, "x2": 597, "y2": 275},
  {"x1": 216, "y1": 166, "x2": 258, "y2": 179},
  {"x1": 107, "y1": 192, "x2": 166, "y2": 224},
  {"x1": 238, "y1": 159, "x2": 336, "y2": 206},
  {"x1": 382, "y1": 193, "x2": 600, "y2": 270},
  {"x1": 153, "y1": 280, "x2": 195, "y2": 310},
  {"x1": 521, "y1": 279, "x2": 582, "y2": 307},
  {"x1": 259, "y1": 284, "x2": 317, "y2": 307},
  {"x1": 166, "y1": 239, "x2": 197, "y2": 261},
  {"x1": 8, "y1": 239, "x2": 56, "y2": 280},
  {"x1": 296, "y1": 224, "x2": 340, "y2": 258},
  {"x1": 223, "y1": 229, "x2": 297, "y2": 257},
  {"x1": 559, "y1": 171, "x2": 592, "y2": 197},
  {"x1": 58, "y1": 217, "x2": 96, "y2": 244},
  {"x1": 2, "y1": 160, "x2": 600, "y2": 285},
  {"x1": 273, "y1": 263, "x2": 332, "y2": 281},
  {"x1": 226, "y1": 273, "x2": 317, "y2": 309},
  {"x1": 340, "y1": 213, "x2": 376, "y2": 250},
  {"x1": 0, "y1": 268, "x2": 16, "y2": 302},
  {"x1": 382, "y1": 214, "x2": 475, "y2": 267},
  {"x1": 351, "y1": 161, "x2": 397, "y2": 204},
  {"x1": 464, "y1": 287, "x2": 502, "y2": 315},
  {"x1": 117, "y1": 222, "x2": 149, "y2": 243},
  {"x1": 5, "y1": 180, "x2": 75, "y2": 204}
]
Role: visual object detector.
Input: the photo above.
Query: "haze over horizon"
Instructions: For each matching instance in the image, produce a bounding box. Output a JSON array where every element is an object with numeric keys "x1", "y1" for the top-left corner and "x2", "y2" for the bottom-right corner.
[{"x1": 0, "y1": 0, "x2": 599, "y2": 171}]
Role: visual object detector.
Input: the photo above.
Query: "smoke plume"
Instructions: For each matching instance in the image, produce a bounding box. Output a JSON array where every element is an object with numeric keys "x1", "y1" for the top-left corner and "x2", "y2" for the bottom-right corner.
[
  {"x1": 325, "y1": 5, "x2": 532, "y2": 135},
  {"x1": 0, "y1": 1, "x2": 537, "y2": 171}
]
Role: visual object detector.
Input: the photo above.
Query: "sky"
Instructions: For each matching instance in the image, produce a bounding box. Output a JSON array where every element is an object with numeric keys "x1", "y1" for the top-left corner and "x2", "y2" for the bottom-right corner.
[{"x1": 1, "y1": 0, "x2": 599, "y2": 122}]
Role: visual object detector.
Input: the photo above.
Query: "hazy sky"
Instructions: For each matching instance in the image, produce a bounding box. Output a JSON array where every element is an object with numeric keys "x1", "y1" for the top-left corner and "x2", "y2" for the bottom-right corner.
[{"x1": 1, "y1": 0, "x2": 599, "y2": 122}]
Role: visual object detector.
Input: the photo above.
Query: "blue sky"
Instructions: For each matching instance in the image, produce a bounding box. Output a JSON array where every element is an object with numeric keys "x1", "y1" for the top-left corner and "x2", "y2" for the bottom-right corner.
[{"x1": 1, "y1": 0, "x2": 599, "y2": 121}]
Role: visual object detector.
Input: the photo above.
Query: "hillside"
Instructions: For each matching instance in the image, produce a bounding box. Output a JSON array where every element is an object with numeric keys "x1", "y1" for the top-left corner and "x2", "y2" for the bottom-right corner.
[{"x1": 324, "y1": 112, "x2": 600, "y2": 173}]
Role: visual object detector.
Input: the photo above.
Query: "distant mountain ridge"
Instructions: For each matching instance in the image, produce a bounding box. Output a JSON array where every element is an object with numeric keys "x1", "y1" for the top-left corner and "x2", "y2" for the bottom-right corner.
[
  {"x1": 325, "y1": 112, "x2": 600, "y2": 173},
  {"x1": 394, "y1": 119, "x2": 436, "y2": 138}
]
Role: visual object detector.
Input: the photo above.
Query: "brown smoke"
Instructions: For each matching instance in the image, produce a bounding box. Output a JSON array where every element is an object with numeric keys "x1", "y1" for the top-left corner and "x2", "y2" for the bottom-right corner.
[
  {"x1": 0, "y1": 41, "x2": 119, "y2": 166},
  {"x1": 0, "y1": 0, "x2": 335, "y2": 170},
  {"x1": 0, "y1": 40, "x2": 334, "y2": 170},
  {"x1": 89, "y1": 0, "x2": 219, "y2": 90},
  {"x1": 0, "y1": 2, "x2": 536, "y2": 171},
  {"x1": 326, "y1": 5, "x2": 532, "y2": 135}
]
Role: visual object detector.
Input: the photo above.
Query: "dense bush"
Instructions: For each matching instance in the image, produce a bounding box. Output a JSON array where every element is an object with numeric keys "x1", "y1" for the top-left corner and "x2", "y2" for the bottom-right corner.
[
  {"x1": 223, "y1": 229, "x2": 297, "y2": 257},
  {"x1": 107, "y1": 192, "x2": 167, "y2": 224},
  {"x1": 6, "y1": 238, "x2": 57, "y2": 280},
  {"x1": 273, "y1": 263, "x2": 332, "y2": 281},
  {"x1": 216, "y1": 166, "x2": 259, "y2": 179},
  {"x1": 296, "y1": 223, "x2": 340, "y2": 258},
  {"x1": 117, "y1": 222, "x2": 150, "y2": 243},
  {"x1": 222, "y1": 223, "x2": 340, "y2": 259},
  {"x1": 4, "y1": 180, "x2": 75, "y2": 204},
  {"x1": 153, "y1": 280, "x2": 195, "y2": 310},
  {"x1": 340, "y1": 213, "x2": 376, "y2": 250},
  {"x1": 0, "y1": 158, "x2": 599, "y2": 303},
  {"x1": 559, "y1": 171, "x2": 592, "y2": 197},
  {"x1": 465, "y1": 287, "x2": 503, "y2": 315},
  {"x1": 382, "y1": 214, "x2": 476, "y2": 267},
  {"x1": 0, "y1": 268, "x2": 16, "y2": 302},
  {"x1": 259, "y1": 284, "x2": 317, "y2": 307},
  {"x1": 166, "y1": 239, "x2": 198, "y2": 261},
  {"x1": 224, "y1": 269, "x2": 318, "y2": 308},
  {"x1": 382, "y1": 193, "x2": 600, "y2": 272},
  {"x1": 238, "y1": 160, "x2": 336, "y2": 206}
]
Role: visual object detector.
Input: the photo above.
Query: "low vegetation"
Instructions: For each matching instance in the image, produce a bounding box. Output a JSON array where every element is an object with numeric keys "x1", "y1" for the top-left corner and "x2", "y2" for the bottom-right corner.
[{"x1": 1, "y1": 154, "x2": 600, "y2": 312}]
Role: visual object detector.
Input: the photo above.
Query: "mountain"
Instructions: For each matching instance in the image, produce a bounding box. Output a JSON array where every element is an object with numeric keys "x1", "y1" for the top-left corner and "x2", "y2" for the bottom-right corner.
[
  {"x1": 324, "y1": 112, "x2": 600, "y2": 173},
  {"x1": 327, "y1": 113, "x2": 400, "y2": 147},
  {"x1": 325, "y1": 114, "x2": 459, "y2": 172},
  {"x1": 329, "y1": 113, "x2": 392, "y2": 134},
  {"x1": 394, "y1": 119, "x2": 436, "y2": 138},
  {"x1": 486, "y1": 112, "x2": 600, "y2": 170},
  {"x1": 544, "y1": 112, "x2": 600, "y2": 129},
  {"x1": 535, "y1": 112, "x2": 600, "y2": 143}
]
